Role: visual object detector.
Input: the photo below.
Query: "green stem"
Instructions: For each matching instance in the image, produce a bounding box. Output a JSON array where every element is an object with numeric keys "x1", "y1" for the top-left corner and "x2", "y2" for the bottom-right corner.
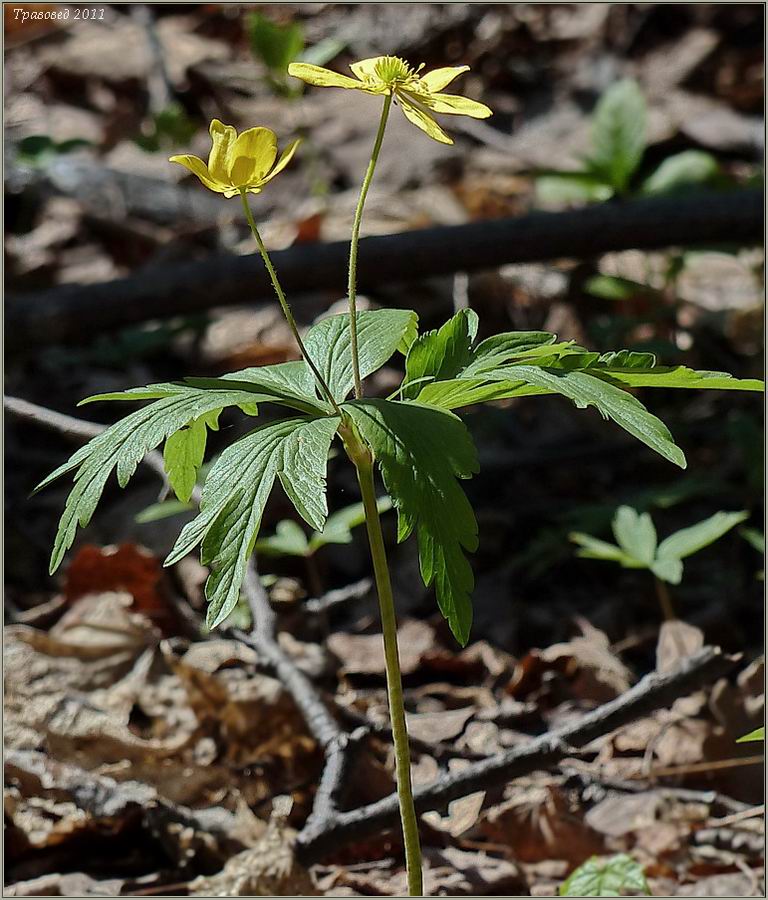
[
  {"x1": 347, "y1": 434, "x2": 423, "y2": 896},
  {"x1": 654, "y1": 576, "x2": 676, "y2": 621},
  {"x1": 240, "y1": 190, "x2": 342, "y2": 415},
  {"x1": 347, "y1": 93, "x2": 393, "y2": 399}
]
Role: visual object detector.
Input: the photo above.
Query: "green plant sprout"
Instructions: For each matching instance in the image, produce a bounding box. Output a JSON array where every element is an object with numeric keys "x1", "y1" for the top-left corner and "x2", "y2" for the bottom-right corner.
[
  {"x1": 39, "y1": 56, "x2": 763, "y2": 897},
  {"x1": 248, "y1": 11, "x2": 345, "y2": 98},
  {"x1": 560, "y1": 854, "x2": 649, "y2": 897},
  {"x1": 571, "y1": 506, "x2": 750, "y2": 620},
  {"x1": 256, "y1": 497, "x2": 391, "y2": 596},
  {"x1": 535, "y1": 79, "x2": 727, "y2": 206},
  {"x1": 256, "y1": 496, "x2": 392, "y2": 558},
  {"x1": 737, "y1": 726, "x2": 765, "y2": 742}
]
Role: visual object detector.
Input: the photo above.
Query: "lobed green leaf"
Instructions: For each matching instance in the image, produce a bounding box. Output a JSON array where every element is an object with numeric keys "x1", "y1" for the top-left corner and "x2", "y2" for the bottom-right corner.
[
  {"x1": 304, "y1": 309, "x2": 418, "y2": 400},
  {"x1": 166, "y1": 416, "x2": 339, "y2": 628},
  {"x1": 344, "y1": 399, "x2": 478, "y2": 645}
]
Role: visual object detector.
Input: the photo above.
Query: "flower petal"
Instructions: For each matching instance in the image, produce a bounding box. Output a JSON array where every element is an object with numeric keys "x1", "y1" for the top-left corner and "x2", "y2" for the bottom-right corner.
[
  {"x1": 397, "y1": 96, "x2": 453, "y2": 145},
  {"x1": 227, "y1": 127, "x2": 278, "y2": 187},
  {"x1": 262, "y1": 138, "x2": 301, "y2": 184},
  {"x1": 168, "y1": 155, "x2": 226, "y2": 192},
  {"x1": 418, "y1": 65, "x2": 469, "y2": 93},
  {"x1": 420, "y1": 92, "x2": 492, "y2": 118},
  {"x1": 208, "y1": 119, "x2": 237, "y2": 183},
  {"x1": 287, "y1": 62, "x2": 361, "y2": 89},
  {"x1": 349, "y1": 56, "x2": 386, "y2": 81}
]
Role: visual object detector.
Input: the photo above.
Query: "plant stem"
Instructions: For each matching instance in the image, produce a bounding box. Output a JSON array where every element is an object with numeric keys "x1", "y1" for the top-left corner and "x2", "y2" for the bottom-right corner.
[
  {"x1": 239, "y1": 190, "x2": 342, "y2": 415},
  {"x1": 347, "y1": 93, "x2": 393, "y2": 399},
  {"x1": 350, "y1": 438, "x2": 423, "y2": 896},
  {"x1": 654, "y1": 576, "x2": 676, "y2": 621}
]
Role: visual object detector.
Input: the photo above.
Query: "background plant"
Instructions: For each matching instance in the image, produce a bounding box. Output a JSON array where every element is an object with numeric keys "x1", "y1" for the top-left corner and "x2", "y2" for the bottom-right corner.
[{"x1": 571, "y1": 505, "x2": 749, "y2": 619}]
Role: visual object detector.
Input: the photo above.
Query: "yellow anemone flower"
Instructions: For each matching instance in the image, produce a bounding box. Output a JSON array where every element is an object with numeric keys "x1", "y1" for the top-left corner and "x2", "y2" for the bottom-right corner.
[
  {"x1": 287, "y1": 55, "x2": 491, "y2": 145},
  {"x1": 170, "y1": 119, "x2": 300, "y2": 197}
]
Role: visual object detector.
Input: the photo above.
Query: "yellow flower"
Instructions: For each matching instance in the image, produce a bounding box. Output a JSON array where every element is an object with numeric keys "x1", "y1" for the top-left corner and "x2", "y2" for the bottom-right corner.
[
  {"x1": 170, "y1": 119, "x2": 300, "y2": 197},
  {"x1": 287, "y1": 56, "x2": 491, "y2": 145}
]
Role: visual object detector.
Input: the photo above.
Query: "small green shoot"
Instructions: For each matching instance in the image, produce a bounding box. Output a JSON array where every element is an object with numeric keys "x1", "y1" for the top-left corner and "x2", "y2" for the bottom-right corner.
[
  {"x1": 16, "y1": 134, "x2": 91, "y2": 167},
  {"x1": 560, "y1": 854, "x2": 649, "y2": 897},
  {"x1": 256, "y1": 497, "x2": 392, "y2": 558},
  {"x1": 737, "y1": 726, "x2": 765, "y2": 743},
  {"x1": 571, "y1": 506, "x2": 750, "y2": 618},
  {"x1": 247, "y1": 12, "x2": 344, "y2": 97},
  {"x1": 535, "y1": 79, "x2": 724, "y2": 204}
]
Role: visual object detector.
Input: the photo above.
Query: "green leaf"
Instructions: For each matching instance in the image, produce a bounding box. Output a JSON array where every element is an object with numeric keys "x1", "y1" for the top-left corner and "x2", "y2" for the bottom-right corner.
[
  {"x1": 488, "y1": 366, "x2": 687, "y2": 468},
  {"x1": 584, "y1": 275, "x2": 652, "y2": 302},
  {"x1": 344, "y1": 399, "x2": 479, "y2": 645},
  {"x1": 612, "y1": 506, "x2": 657, "y2": 566},
  {"x1": 641, "y1": 150, "x2": 720, "y2": 196},
  {"x1": 299, "y1": 37, "x2": 346, "y2": 68},
  {"x1": 83, "y1": 361, "x2": 328, "y2": 416},
  {"x1": 248, "y1": 12, "x2": 304, "y2": 72},
  {"x1": 304, "y1": 309, "x2": 418, "y2": 401},
  {"x1": 741, "y1": 527, "x2": 765, "y2": 554},
  {"x1": 560, "y1": 853, "x2": 649, "y2": 897},
  {"x1": 656, "y1": 510, "x2": 749, "y2": 561},
  {"x1": 163, "y1": 409, "x2": 220, "y2": 502},
  {"x1": 594, "y1": 350, "x2": 657, "y2": 369},
  {"x1": 737, "y1": 726, "x2": 764, "y2": 743},
  {"x1": 462, "y1": 332, "x2": 562, "y2": 377},
  {"x1": 166, "y1": 416, "x2": 339, "y2": 628},
  {"x1": 135, "y1": 499, "x2": 194, "y2": 524},
  {"x1": 403, "y1": 308, "x2": 478, "y2": 398},
  {"x1": 650, "y1": 556, "x2": 684, "y2": 584},
  {"x1": 308, "y1": 496, "x2": 392, "y2": 552},
  {"x1": 38, "y1": 383, "x2": 285, "y2": 575},
  {"x1": 593, "y1": 366, "x2": 764, "y2": 393},
  {"x1": 570, "y1": 532, "x2": 637, "y2": 565},
  {"x1": 587, "y1": 80, "x2": 646, "y2": 192},
  {"x1": 535, "y1": 172, "x2": 614, "y2": 206},
  {"x1": 255, "y1": 519, "x2": 310, "y2": 557}
]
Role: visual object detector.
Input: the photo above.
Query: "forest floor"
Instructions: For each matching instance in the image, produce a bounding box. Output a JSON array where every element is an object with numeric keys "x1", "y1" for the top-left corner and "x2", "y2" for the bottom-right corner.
[{"x1": 4, "y1": 4, "x2": 764, "y2": 896}]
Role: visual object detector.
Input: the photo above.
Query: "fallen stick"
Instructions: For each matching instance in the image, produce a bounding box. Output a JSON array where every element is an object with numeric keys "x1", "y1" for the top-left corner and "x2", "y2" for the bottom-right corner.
[
  {"x1": 296, "y1": 646, "x2": 738, "y2": 862},
  {"x1": 8, "y1": 190, "x2": 761, "y2": 347}
]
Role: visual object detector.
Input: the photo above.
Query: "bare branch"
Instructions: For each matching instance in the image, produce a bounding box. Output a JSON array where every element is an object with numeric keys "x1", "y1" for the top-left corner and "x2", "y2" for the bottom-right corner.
[
  {"x1": 9, "y1": 191, "x2": 761, "y2": 347},
  {"x1": 296, "y1": 646, "x2": 739, "y2": 862}
]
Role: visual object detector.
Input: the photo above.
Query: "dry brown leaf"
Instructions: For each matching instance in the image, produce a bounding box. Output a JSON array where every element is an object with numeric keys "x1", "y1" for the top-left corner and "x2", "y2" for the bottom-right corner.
[
  {"x1": 480, "y1": 784, "x2": 607, "y2": 865},
  {"x1": 328, "y1": 619, "x2": 436, "y2": 677},
  {"x1": 406, "y1": 707, "x2": 474, "y2": 744},
  {"x1": 656, "y1": 620, "x2": 705, "y2": 674},
  {"x1": 63, "y1": 543, "x2": 179, "y2": 635},
  {"x1": 539, "y1": 618, "x2": 633, "y2": 702}
]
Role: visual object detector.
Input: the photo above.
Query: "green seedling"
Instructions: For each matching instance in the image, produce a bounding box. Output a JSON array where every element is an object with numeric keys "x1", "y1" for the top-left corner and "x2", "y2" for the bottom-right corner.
[
  {"x1": 737, "y1": 727, "x2": 765, "y2": 742},
  {"x1": 740, "y1": 526, "x2": 765, "y2": 580},
  {"x1": 136, "y1": 102, "x2": 197, "y2": 153},
  {"x1": 16, "y1": 134, "x2": 91, "y2": 167},
  {"x1": 40, "y1": 56, "x2": 763, "y2": 896},
  {"x1": 247, "y1": 12, "x2": 344, "y2": 97},
  {"x1": 560, "y1": 854, "x2": 649, "y2": 897},
  {"x1": 535, "y1": 79, "x2": 726, "y2": 204},
  {"x1": 571, "y1": 506, "x2": 750, "y2": 619}
]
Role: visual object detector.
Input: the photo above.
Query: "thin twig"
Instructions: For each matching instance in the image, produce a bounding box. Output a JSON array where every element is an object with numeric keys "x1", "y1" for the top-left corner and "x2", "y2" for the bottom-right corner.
[
  {"x1": 234, "y1": 563, "x2": 361, "y2": 832},
  {"x1": 296, "y1": 646, "x2": 739, "y2": 862}
]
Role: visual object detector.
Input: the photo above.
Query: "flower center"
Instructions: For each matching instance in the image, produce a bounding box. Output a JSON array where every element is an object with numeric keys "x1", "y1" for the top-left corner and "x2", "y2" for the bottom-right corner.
[{"x1": 373, "y1": 56, "x2": 419, "y2": 87}]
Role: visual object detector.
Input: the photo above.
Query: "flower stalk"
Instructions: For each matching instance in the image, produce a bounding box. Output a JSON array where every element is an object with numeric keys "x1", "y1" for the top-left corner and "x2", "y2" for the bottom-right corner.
[
  {"x1": 344, "y1": 427, "x2": 423, "y2": 896},
  {"x1": 348, "y1": 93, "x2": 392, "y2": 398},
  {"x1": 239, "y1": 191, "x2": 341, "y2": 415}
]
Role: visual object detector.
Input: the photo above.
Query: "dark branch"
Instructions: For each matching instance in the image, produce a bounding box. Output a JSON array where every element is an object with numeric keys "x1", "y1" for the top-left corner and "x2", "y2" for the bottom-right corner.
[
  {"x1": 8, "y1": 190, "x2": 761, "y2": 347},
  {"x1": 234, "y1": 563, "x2": 359, "y2": 835},
  {"x1": 296, "y1": 646, "x2": 739, "y2": 862}
]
